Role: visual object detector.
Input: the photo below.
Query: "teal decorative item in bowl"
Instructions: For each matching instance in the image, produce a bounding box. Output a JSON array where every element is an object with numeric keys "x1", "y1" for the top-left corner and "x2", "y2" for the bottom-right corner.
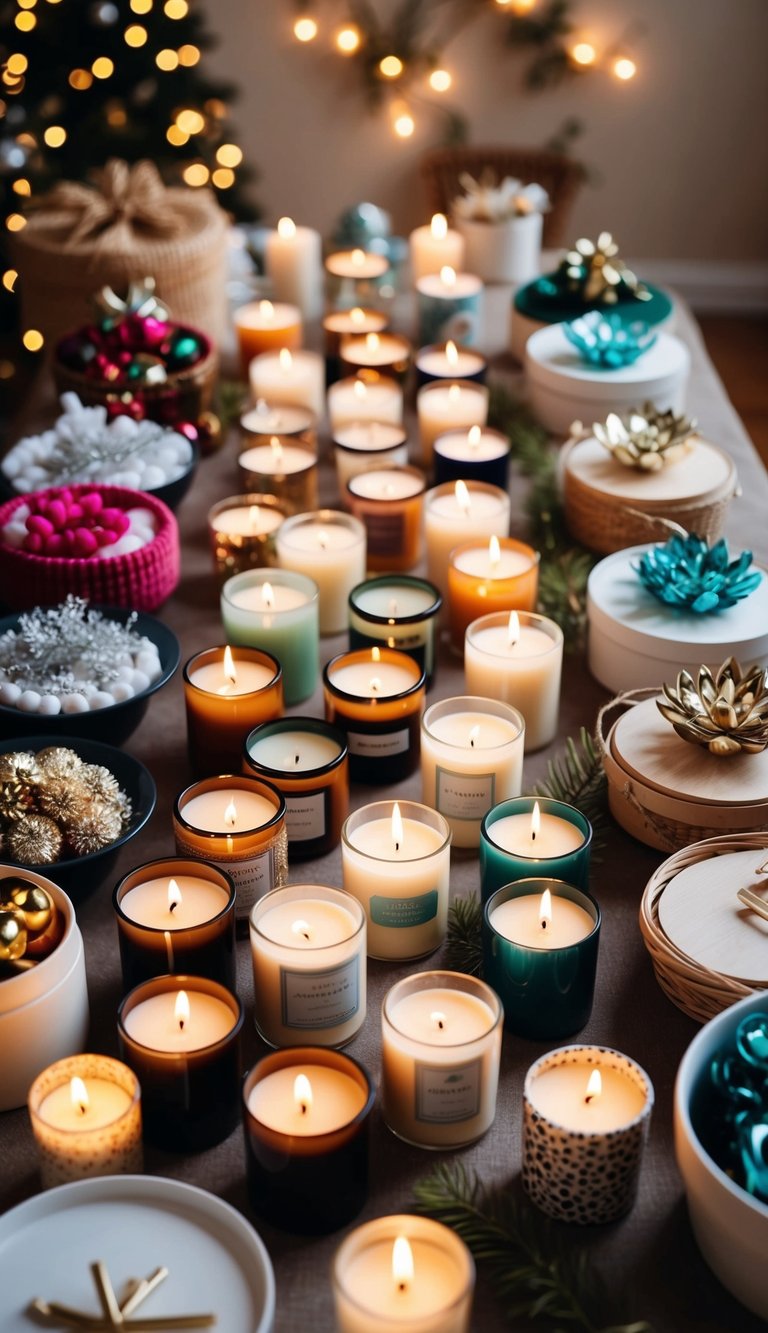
[
  {"x1": 564, "y1": 311, "x2": 656, "y2": 368},
  {"x1": 635, "y1": 535, "x2": 762, "y2": 613}
]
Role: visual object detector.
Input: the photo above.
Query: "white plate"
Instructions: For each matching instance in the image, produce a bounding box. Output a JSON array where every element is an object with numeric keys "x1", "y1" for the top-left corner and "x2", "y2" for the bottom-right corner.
[{"x1": 0, "y1": 1174, "x2": 275, "y2": 1333}]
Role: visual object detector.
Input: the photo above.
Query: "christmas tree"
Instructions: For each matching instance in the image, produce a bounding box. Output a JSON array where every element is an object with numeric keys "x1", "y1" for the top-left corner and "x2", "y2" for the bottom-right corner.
[{"x1": 0, "y1": 0, "x2": 256, "y2": 374}]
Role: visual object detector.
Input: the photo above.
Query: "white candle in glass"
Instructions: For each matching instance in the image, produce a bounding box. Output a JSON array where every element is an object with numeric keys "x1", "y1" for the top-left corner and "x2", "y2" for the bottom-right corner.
[
  {"x1": 121, "y1": 987, "x2": 236, "y2": 1052},
  {"x1": 181, "y1": 788, "x2": 277, "y2": 834},
  {"x1": 187, "y1": 649, "x2": 276, "y2": 696},
  {"x1": 241, "y1": 400, "x2": 316, "y2": 440},
  {"x1": 464, "y1": 611, "x2": 563, "y2": 751},
  {"x1": 435, "y1": 425, "x2": 510, "y2": 464},
  {"x1": 248, "y1": 729, "x2": 342, "y2": 771},
  {"x1": 489, "y1": 887, "x2": 595, "y2": 950},
  {"x1": 249, "y1": 347, "x2": 325, "y2": 419},
  {"x1": 276, "y1": 511, "x2": 366, "y2": 635},
  {"x1": 329, "y1": 658, "x2": 416, "y2": 698},
  {"x1": 28, "y1": 1056, "x2": 142, "y2": 1188},
  {"x1": 416, "y1": 268, "x2": 482, "y2": 301},
  {"x1": 348, "y1": 468, "x2": 425, "y2": 502},
  {"x1": 420, "y1": 698, "x2": 524, "y2": 849},
  {"x1": 324, "y1": 306, "x2": 388, "y2": 340},
  {"x1": 325, "y1": 248, "x2": 389, "y2": 280},
  {"x1": 489, "y1": 801, "x2": 586, "y2": 858},
  {"x1": 209, "y1": 503, "x2": 285, "y2": 539},
  {"x1": 328, "y1": 376, "x2": 404, "y2": 431},
  {"x1": 417, "y1": 380, "x2": 489, "y2": 461},
  {"x1": 247, "y1": 1063, "x2": 367, "y2": 1135},
  {"x1": 424, "y1": 480, "x2": 510, "y2": 598},
  {"x1": 452, "y1": 539, "x2": 533, "y2": 580},
  {"x1": 334, "y1": 421, "x2": 409, "y2": 489},
  {"x1": 238, "y1": 439, "x2": 315, "y2": 477},
  {"x1": 416, "y1": 341, "x2": 486, "y2": 382},
  {"x1": 36, "y1": 1075, "x2": 132, "y2": 1131},
  {"x1": 265, "y1": 216, "x2": 323, "y2": 319},
  {"x1": 341, "y1": 331, "x2": 411, "y2": 370},
  {"x1": 120, "y1": 875, "x2": 230, "y2": 930},
  {"x1": 527, "y1": 1059, "x2": 647, "y2": 1133},
  {"x1": 410, "y1": 212, "x2": 466, "y2": 281}
]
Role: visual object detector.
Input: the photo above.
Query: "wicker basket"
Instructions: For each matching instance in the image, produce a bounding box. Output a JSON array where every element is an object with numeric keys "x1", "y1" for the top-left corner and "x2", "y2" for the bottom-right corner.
[
  {"x1": 53, "y1": 325, "x2": 217, "y2": 421},
  {"x1": 640, "y1": 833, "x2": 766, "y2": 1022},
  {"x1": 0, "y1": 484, "x2": 180, "y2": 612}
]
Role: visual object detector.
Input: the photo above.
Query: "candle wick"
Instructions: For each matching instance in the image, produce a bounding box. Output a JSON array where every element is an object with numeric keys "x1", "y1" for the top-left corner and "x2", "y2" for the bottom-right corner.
[
  {"x1": 585, "y1": 1092, "x2": 595, "y2": 1104},
  {"x1": 470, "y1": 736, "x2": 475, "y2": 748},
  {"x1": 78, "y1": 1102, "x2": 87, "y2": 1116},
  {"x1": 531, "y1": 830, "x2": 536, "y2": 843},
  {"x1": 300, "y1": 1102, "x2": 308, "y2": 1115},
  {"x1": 178, "y1": 1018, "x2": 185, "y2": 1031},
  {"x1": 437, "y1": 1018, "x2": 444, "y2": 1029},
  {"x1": 395, "y1": 841, "x2": 400, "y2": 853},
  {"x1": 398, "y1": 1282, "x2": 407, "y2": 1293},
  {"x1": 541, "y1": 919, "x2": 547, "y2": 930},
  {"x1": 295, "y1": 754, "x2": 300, "y2": 765},
  {"x1": 169, "y1": 900, "x2": 177, "y2": 914}
]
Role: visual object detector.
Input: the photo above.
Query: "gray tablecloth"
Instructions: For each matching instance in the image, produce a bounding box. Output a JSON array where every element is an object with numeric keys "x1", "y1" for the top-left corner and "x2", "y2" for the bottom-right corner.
[{"x1": 2, "y1": 300, "x2": 767, "y2": 1333}]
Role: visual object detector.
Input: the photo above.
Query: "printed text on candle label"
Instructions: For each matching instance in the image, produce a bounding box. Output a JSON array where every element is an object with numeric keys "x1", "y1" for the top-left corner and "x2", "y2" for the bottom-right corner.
[
  {"x1": 280, "y1": 957, "x2": 360, "y2": 1029},
  {"x1": 175, "y1": 838, "x2": 278, "y2": 918},
  {"x1": 371, "y1": 891, "x2": 438, "y2": 929},
  {"x1": 436, "y1": 767, "x2": 495, "y2": 821},
  {"x1": 284, "y1": 790, "x2": 327, "y2": 842},
  {"x1": 347, "y1": 728, "x2": 409, "y2": 758},
  {"x1": 415, "y1": 1058, "x2": 483, "y2": 1124}
]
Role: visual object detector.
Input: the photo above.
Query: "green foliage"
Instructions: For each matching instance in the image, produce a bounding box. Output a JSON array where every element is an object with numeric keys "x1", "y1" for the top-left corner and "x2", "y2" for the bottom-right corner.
[
  {"x1": 445, "y1": 892, "x2": 483, "y2": 977},
  {"x1": 414, "y1": 1162, "x2": 652, "y2": 1332},
  {"x1": 533, "y1": 727, "x2": 607, "y2": 839}
]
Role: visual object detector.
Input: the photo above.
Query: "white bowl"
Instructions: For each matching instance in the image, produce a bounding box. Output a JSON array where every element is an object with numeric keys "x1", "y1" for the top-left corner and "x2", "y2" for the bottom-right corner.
[{"x1": 674, "y1": 991, "x2": 768, "y2": 1319}]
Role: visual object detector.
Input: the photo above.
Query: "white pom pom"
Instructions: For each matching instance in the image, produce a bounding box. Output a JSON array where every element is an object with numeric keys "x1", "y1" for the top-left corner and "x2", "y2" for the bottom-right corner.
[
  {"x1": 0, "y1": 682, "x2": 22, "y2": 704},
  {"x1": 110, "y1": 681, "x2": 135, "y2": 702},
  {"x1": 109, "y1": 414, "x2": 138, "y2": 440},
  {"x1": 25, "y1": 465, "x2": 51, "y2": 487},
  {"x1": 135, "y1": 649, "x2": 161, "y2": 676},
  {"x1": 130, "y1": 669, "x2": 151, "y2": 692},
  {"x1": 61, "y1": 693, "x2": 90, "y2": 714},
  {"x1": 18, "y1": 690, "x2": 42, "y2": 712},
  {"x1": 116, "y1": 663, "x2": 136, "y2": 682},
  {"x1": 141, "y1": 465, "x2": 167, "y2": 489},
  {"x1": 89, "y1": 690, "x2": 115, "y2": 710},
  {"x1": 38, "y1": 694, "x2": 62, "y2": 715}
]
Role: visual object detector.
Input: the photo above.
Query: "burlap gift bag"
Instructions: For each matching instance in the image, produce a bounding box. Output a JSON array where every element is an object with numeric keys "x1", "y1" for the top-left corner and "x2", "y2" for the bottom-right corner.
[{"x1": 11, "y1": 159, "x2": 229, "y2": 348}]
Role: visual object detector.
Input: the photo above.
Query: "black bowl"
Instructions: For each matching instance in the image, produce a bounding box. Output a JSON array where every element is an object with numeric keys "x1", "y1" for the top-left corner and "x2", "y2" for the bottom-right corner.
[
  {"x1": 0, "y1": 735, "x2": 156, "y2": 893},
  {"x1": 0, "y1": 607, "x2": 180, "y2": 745},
  {"x1": 0, "y1": 438, "x2": 199, "y2": 513}
]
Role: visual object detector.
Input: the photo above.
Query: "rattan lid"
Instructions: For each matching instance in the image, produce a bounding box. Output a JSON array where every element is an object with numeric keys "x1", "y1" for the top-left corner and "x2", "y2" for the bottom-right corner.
[
  {"x1": 563, "y1": 435, "x2": 736, "y2": 507},
  {"x1": 659, "y1": 850, "x2": 768, "y2": 982},
  {"x1": 525, "y1": 325, "x2": 689, "y2": 400}
]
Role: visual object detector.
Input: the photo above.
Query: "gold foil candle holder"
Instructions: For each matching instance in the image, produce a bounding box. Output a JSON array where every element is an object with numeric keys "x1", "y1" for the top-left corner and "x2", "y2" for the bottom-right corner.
[
  {"x1": 207, "y1": 493, "x2": 289, "y2": 582},
  {"x1": 237, "y1": 436, "x2": 319, "y2": 515},
  {"x1": 28, "y1": 1054, "x2": 142, "y2": 1188},
  {"x1": 240, "y1": 400, "x2": 318, "y2": 451}
]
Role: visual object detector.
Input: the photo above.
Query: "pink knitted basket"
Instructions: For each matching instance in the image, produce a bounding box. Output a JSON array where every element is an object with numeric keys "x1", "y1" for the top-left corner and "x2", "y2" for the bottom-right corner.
[{"x1": 0, "y1": 484, "x2": 180, "y2": 612}]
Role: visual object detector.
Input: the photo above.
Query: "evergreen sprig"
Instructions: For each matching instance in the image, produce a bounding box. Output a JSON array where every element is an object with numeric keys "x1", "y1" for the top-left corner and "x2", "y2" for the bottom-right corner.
[
  {"x1": 413, "y1": 1162, "x2": 652, "y2": 1332},
  {"x1": 533, "y1": 726, "x2": 606, "y2": 838},
  {"x1": 445, "y1": 892, "x2": 484, "y2": 976}
]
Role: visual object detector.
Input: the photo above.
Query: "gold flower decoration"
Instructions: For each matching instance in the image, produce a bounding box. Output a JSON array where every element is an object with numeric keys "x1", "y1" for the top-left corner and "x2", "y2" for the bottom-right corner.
[
  {"x1": 658, "y1": 658, "x2": 768, "y2": 756},
  {"x1": 594, "y1": 404, "x2": 698, "y2": 471}
]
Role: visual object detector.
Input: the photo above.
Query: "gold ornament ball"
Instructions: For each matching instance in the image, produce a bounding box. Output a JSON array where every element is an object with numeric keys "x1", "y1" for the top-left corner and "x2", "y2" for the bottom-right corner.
[
  {"x1": 0, "y1": 908, "x2": 27, "y2": 961},
  {"x1": 1, "y1": 879, "x2": 53, "y2": 932}
]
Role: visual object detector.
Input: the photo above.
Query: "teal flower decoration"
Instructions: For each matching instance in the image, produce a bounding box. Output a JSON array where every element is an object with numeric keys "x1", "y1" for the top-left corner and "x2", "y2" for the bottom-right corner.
[
  {"x1": 636, "y1": 535, "x2": 762, "y2": 614},
  {"x1": 564, "y1": 311, "x2": 656, "y2": 368}
]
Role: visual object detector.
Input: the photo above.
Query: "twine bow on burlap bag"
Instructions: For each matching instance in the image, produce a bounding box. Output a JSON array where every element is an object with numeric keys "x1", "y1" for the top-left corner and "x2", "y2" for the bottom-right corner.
[{"x1": 38, "y1": 159, "x2": 186, "y2": 255}]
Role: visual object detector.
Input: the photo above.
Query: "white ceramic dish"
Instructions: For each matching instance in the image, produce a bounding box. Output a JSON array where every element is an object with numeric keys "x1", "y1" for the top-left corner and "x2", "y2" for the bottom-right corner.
[{"x1": 0, "y1": 1174, "x2": 276, "y2": 1333}]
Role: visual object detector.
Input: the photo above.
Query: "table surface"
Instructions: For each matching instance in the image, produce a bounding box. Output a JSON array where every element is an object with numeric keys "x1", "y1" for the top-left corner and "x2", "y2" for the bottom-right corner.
[{"x1": 2, "y1": 293, "x2": 768, "y2": 1333}]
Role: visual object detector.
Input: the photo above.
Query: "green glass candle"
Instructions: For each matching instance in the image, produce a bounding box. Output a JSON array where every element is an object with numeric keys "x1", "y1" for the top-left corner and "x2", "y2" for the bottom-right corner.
[
  {"x1": 480, "y1": 797, "x2": 592, "y2": 903},
  {"x1": 482, "y1": 878, "x2": 601, "y2": 1039}
]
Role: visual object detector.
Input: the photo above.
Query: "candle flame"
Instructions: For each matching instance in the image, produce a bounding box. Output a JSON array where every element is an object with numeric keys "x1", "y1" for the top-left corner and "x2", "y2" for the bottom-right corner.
[
  {"x1": 369, "y1": 676, "x2": 382, "y2": 694},
  {"x1": 270, "y1": 435, "x2": 284, "y2": 463},
  {"x1": 469, "y1": 724, "x2": 480, "y2": 749},
  {"x1": 391, "y1": 801, "x2": 403, "y2": 853},
  {"x1": 255, "y1": 398, "x2": 270, "y2": 416},
  {"x1": 70, "y1": 1076, "x2": 89, "y2": 1115},
  {"x1": 531, "y1": 800, "x2": 540, "y2": 843},
  {"x1": 508, "y1": 610, "x2": 520, "y2": 647},
  {"x1": 261, "y1": 581, "x2": 275, "y2": 609},
  {"x1": 585, "y1": 1069, "x2": 602, "y2": 1104},
  {"x1": 351, "y1": 306, "x2": 366, "y2": 326},
  {"x1": 539, "y1": 887, "x2": 552, "y2": 931},
  {"x1": 448, "y1": 383, "x2": 461, "y2": 404},
  {"x1": 223, "y1": 644, "x2": 237, "y2": 685},
  {"x1": 392, "y1": 1236, "x2": 414, "y2": 1290},
  {"x1": 353, "y1": 377, "x2": 367, "y2": 399},
  {"x1": 259, "y1": 299, "x2": 274, "y2": 319},
  {"x1": 294, "y1": 1072, "x2": 313, "y2": 1114},
  {"x1": 291, "y1": 918, "x2": 312, "y2": 941},
  {"x1": 175, "y1": 989, "x2": 190, "y2": 1031},
  {"x1": 279, "y1": 348, "x2": 293, "y2": 371},
  {"x1": 366, "y1": 332, "x2": 380, "y2": 352},
  {"x1": 224, "y1": 799, "x2": 238, "y2": 828},
  {"x1": 431, "y1": 212, "x2": 447, "y2": 240},
  {"x1": 388, "y1": 597, "x2": 398, "y2": 618},
  {"x1": 430, "y1": 1010, "x2": 446, "y2": 1031},
  {"x1": 372, "y1": 646, "x2": 381, "y2": 662},
  {"x1": 248, "y1": 506, "x2": 263, "y2": 534},
  {"x1": 351, "y1": 248, "x2": 365, "y2": 267},
  {"x1": 455, "y1": 479, "x2": 471, "y2": 516},
  {"x1": 468, "y1": 424, "x2": 481, "y2": 449},
  {"x1": 277, "y1": 216, "x2": 296, "y2": 239},
  {"x1": 446, "y1": 339, "x2": 458, "y2": 366},
  {"x1": 440, "y1": 264, "x2": 457, "y2": 288},
  {"x1": 489, "y1": 534, "x2": 501, "y2": 569},
  {"x1": 168, "y1": 878, "x2": 182, "y2": 914}
]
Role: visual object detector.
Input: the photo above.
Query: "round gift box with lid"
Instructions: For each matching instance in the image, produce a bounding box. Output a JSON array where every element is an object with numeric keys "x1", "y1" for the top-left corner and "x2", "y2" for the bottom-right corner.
[
  {"x1": 586, "y1": 544, "x2": 768, "y2": 692},
  {"x1": 525, "y1": 325, "x2": 690, "y2": 437},
  {"x1": 510, "y1": 279, "x2": 675, "y2": 363},
  {"x1": 601, "y1": 695, "x2": 768, "y2": 853},
  {"x1": 562, "y1": 435, "x2": 738, "y2": 554}
]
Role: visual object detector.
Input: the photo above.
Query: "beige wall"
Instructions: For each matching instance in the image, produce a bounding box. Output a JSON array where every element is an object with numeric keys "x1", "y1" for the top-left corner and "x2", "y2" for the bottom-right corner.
[{"x1": 204, "y1": 0, "x2": 768, "y2": 261}]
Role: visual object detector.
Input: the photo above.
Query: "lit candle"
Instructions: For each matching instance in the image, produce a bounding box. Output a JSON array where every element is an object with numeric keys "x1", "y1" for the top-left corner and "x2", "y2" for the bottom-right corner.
[
  {"x1": 241, "y1": 399, "x2": 317, "y2": 448},
  {"x1": 265, "y1": 215, "x2": 323, "y2": 320},
  {"x1": 465, "y1": 610, "x2": 564, "y2": 750},
  {"x1": 448, "y1": 536, "x2": 539, "y2": 650},
  {"x1": 207, "y1": 494, "x2": 288, "y2": 582},
  {"x1": 249, "y1": 883, "x2": 366, "y2": 1047},
  {"x1": 417, "y1": 378, "x2": 490, "y2": 465},
  {"x1": 173, "y1": 775, "x2": 287, "y2": 924},
  {"x1": 276, "y1": 509, "x2": 366, "y2": 635},
  {"x1": 118, "y1": 974, "x2": 243, "y2": 1151},
  {"x1": 233, "y1": 299, "x2": 303, "y2": 376},
  {"x1": 416, "y1": 265, "x2": 483, "y2": 347},
  {"x1": 28, "y1": 1055, "x2": 142, "y2": 1188},
  {"x1": 348, "y1": 576, "x2": 443, "y2": 686},
  {"x1": 325, "y1": 247, "x2": 389, "y2": 280},
  {"x1": 237, "y1": 436, "x2": 318, "y2": 515},
  {"x1": 249, "y1": 346, "x2": 325, "y2": 419},
  {"x1": 523, "y1": 1045, "x2": 654, "y2": 1223},
  {"x1": 345, "y1": 467, "x2": 426, "y2": 573},
  {"x1": 324, "y1": 647, "x2": 426, "y2": 784},
  {"x1": 433, "y1": 424, "x2": 510, "y2": 489},
  {"x1": 333, "y1": 1215, "x2": 475, "y2": 1333},
  {"x1": 480, "y1": 797, "x2": 592, "y2": 901},
  {"x1": 221, "y1": 568, "x2": 319, "y2": 706},
  {"x1": 328, "y1": 374, "x2": 404, "y2": 432},
  {"x1": 483, "y1": 877, "x2": 601, "y2": 1039},
  {"x1": 183, "y1": 645, "x2": 283, "y2": 777},
  {"x1": 244, "y1": 717, "x2": 349, "y2": 857},
  {"x1": 242, "y1": 1047, "x2": 375, "y2": 1234},
  {"x1": 341, "y1": 800, "x2": 451, "y2": 960},
  {"x1": 420, "y1": 696, "x2": 524, "y2": 849},
  {"x1": 381, "y1": 971, "x2": 502, "y2": 1148},
  {"x1": 114, "y1": 858, "x2": 236, "y2": 991},
  {"x1": 415, "y1": 339, "x2": 487, "y2": 387},
  {"x1": 333, "y1": 421, "x2": 409, "y2": 491},
  {"x1": 323, "y1": 306, "x2": 389, "y2": 361},
  {"x1": 340, "y1": 330, "x2": 412, "y2": 383},
  {"x1": 410, "y1": 211, "x2": 466, "y2": 281},
  {"x1": 424, "y1": 479, "x2": 510, "y2": 598}
]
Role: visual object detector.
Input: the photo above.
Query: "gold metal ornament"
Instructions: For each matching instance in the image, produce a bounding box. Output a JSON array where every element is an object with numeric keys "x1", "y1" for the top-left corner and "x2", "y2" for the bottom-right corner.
[
  {"x1": 2, "y1": 880, "x2": 53, "y2": 933},
  {"x1": 594, "y1": 403, "x2": 698, "y2": 471},
  {"x1": 0, "y1": 908, "x2": 27, "y2": 961},
  {"x1": 658, "y1": 657, "x2": 768, "y2": 756},
  {"x1": 562, "y1": 231, "x2": 651, "y2": 305}
]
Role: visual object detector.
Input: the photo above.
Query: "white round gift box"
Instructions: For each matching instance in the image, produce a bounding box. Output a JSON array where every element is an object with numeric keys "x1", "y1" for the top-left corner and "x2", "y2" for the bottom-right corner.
[
  {"x1": 510, "y1": 294, "x2": 676, "y2": 365},
  {"x1": 525, "y1": 324, "x2": 690, "y2": 437},
  {"x1": 454, "y1": 212, "x2": 542, "y2": 285},
  {"x1": 587, "y1": 544, "x2": 768, "y2": 693}
]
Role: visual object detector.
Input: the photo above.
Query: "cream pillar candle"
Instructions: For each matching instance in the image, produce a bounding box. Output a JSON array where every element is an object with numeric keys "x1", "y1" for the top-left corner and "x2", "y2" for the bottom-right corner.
[
  {"x1": 28, "y1": 1055, "x2": 142, "y2": 1188},
  {"x1": 420, "y1": 696, "x2": 524, "y2": 849},
  {"x1": 249, "y1": 348, "x2": 325, "y2": 420},
  {"x1": 265, "y1": 216, "x2": 323, "y2": 320},
  {"x1": 464, "y1": 611, "x2": 564, "y2": 751},
  {"x1": 410, "y1": 213, "x2": 466, "y2": 281},
  {"x1": 325, "y1": 248, "x2": 389, "y2": 280},
  {"x1": 424, "y1": 480, "x2": 510, "y2": 598},
  {"x1": 340, "y1": 331, "x2": 411, "y2": 381},
  {"x1": 328, "y1": 375, "x2": 404, "y2": 431},
  {"x1": 416, "y1": 379, "x2": 489, "y2": 464},
  {"x1": 276, "y1": 509, "x2": 367, "y2": 634}
]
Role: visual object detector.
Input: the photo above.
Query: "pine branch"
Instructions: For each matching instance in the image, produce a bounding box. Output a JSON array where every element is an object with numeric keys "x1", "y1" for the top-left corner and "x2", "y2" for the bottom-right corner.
[
  {"x1": 533, "y1": 727, "x2": 607, "y2": 846},
  {"x1": 414, "y1": 1162, "x2": 653, "y2": 1333},
  {"x1": 445, "y1": 893, "x2": 484, "y2": 976}
]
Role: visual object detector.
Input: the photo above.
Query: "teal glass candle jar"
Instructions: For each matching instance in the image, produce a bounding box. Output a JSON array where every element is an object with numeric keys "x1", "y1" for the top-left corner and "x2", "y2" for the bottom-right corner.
[
  {"x1": 482, "y1": 878, "x2": 600, "y2": 1040},
  {"x1": 480, "y1": 796, "x2": 592, "y2": 902}
]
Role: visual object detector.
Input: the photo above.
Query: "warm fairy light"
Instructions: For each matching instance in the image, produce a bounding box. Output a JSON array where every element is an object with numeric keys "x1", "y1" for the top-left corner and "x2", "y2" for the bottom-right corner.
[
  {"x1": 17, "y1": 0, "x2": 36, "y2": 10},
  {"x1": 270, "y1": 435, "x2": 284, "y2": 463},
  {"x1": 124, "y1": 24, "x2": 148, "y2": 46},
  {"x1": 69, "y1": 68, "x2": 93, "y2": 89},
  {"x1": 440, "y1": 265, "x2": 457, "y2": 288},
  {"x1": 167, "y1": 878, "x2": 182, "y2": 913},
  {"x1": 43, "y1": 126, "x2": 66, "y2": 147},
  {"x1": 585, "y1": 1069, "x2": 602, "y2": 1103},
  {"x1": 336, "y1": 24, "x2": 361, "y2": 54},
  {"x1": 106, "y1": 103, "x2": 127, "y2": 127},
  {"x1": 217, "y1": 143, "x2": 243, "y2": 167},
  {"x1": 445, "y1": 339, "x2": 459, "y2": 365},
  {"x1": 291, "y1": 918, "x2": 312, "y2": 941},
  {"x1": 224, "y1": 799, "x2": 238, "y2": 828},
  {"x1": 167, "y1": 125, "x2": 189, "y2": 146},
  {"x1": 175, "y1": 990, "x2": 190, "y2": 1030},
  {"x1": 15, "y1": 13, "x2": 36, "y2": 30},
  {"x1": 539, "y1": 887, "x2": 552, "y2": 931},
  {"x1": 366, "y1": 332, "x2": 380, "y2": 353},
  {"x1": 130, "y1": 0, "x2": 152, "y2": 11},
  {"x1": 22, "y1": 329, "x2": 44, "y2": 352},
  {"x1": 293, "y1": 15, "x2": 318, "y2": 42},
  {"x1": 6, "y1": 213, "x2": 26, "y2": 231},
  {"x1": 507, "y1": 610, "x2": 520, "y2": 646},
  {"x1": 469, "y1": 724, "x2": 480, "y2": 749},
  {"x1": 12, "y1": 178, "x2": 30, "y2": 196},
  {"x1": 571, "y1": 41, "x2": 596, "y2": 66},
  {"x1": 455, "y1": 478, "x2": 471, "y2": 516},
  {"x1": 294, "y1": 1073, "x2": 313, "y2": 1113},
  {"x1": 379, "y1": 55, "x2": 404, "y2": 79},
  {"x1": 2, "y1": 269, "x2": 17, "y2": 292},
  {"x1": 353, "y1": 378, "x2": 367, "y2": 400},
  {"x1": 183, "y1": 163, "x2": 210, "y2": 187},
  {"x1": 531, "y1": 800, "x2": 541, "y2": 843},
  {"x1": 178, "y1": 44, "x2": 201, "y2": 66},
  {"x1": 278, "y1": 216, "x2": 296, "y2": 239},
  {"x1": 70, "y1": 1077, "x2": 89, "y2": 1116},
  {"x1": 223, "y1": 645, "x2": 237, "y2": 686},
  {"x1": 176, "y1": 108, "x2": 205, "y2": 134},
  {"x1": 164, "y1": 0, "x2": 188, "y2": 16},
  {"x1": 489, "y1": 534, "x2": 501, "y2": 569},
  {"x1": 279, "y1": 347, "x2": 293, "y2": 372},
  {"x1": 391, "y1": 802, "x2": 403, "y2": 852},
  {"x1": 431, "y1": 213, "x2": 448, "y2": 240},
  {"x1": 613, "y1": 56, "x2": 637, "y2": 80},
  {"x1": 212, "y1": 168, "x2": 235, "y2": 189},
  {"x1": 91, "y1": 57, "x2": 114, "y2": 78},
  {"x1": 156, "y1": 48, "x2": 179, "y2": 70},
  {"x1": 392, "y1": 1236, "x2": 414, "y2": 1289},
  {"x1": 392, "y1": 105, "x2": 414, "y2": 138},
  {"x1": 429, "y1": 68, "x2": 452, "y2": 92},
  {"x1": 7, "y1": 54, "x2": 27, "y2": 75},
  {"x1": 261, "y1": 582, "x2": 275, "y2": 609}
]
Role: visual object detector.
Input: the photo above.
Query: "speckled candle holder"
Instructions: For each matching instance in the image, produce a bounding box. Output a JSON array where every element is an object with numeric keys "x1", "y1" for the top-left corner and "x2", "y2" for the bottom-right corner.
[{"x1": 28, "y1": 1053, "x2": 142, "y2": 1189}]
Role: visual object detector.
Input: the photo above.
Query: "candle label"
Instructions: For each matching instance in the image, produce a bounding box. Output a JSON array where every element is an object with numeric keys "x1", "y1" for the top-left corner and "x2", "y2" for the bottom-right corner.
[
  {"x1": 436, "y1": 766, "x2": 495, "y2": 821},
  {"x1": 415, "y1": 1057, "x2": 483, "y2": 1124},
  {"x1": 284, "y1": 789, "x2": 328, "y2": 842},
  {"x1": 370, "y1": 890, "x2": 438, "y2": 929},
  {"x1": 347, "y1": 727, "x2": 409, "y2": 759},
  {"x1": 362, "y1": 511, "x2": 406, "y2": 559},
  {"x1": 280, "y1": 956, "x2": 360, "y2": 1030},
  {"x1": 175, "y1": 837, "x2": 279, "y2": 918}
]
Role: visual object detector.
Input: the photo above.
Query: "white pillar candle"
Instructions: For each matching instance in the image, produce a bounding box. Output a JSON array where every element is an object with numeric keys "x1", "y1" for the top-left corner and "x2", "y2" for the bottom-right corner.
[
  {"x1": 452, "y1": 542, "x2": 533, "y2": 579},
  {"x1": 241, "y1": 400, "x2": 317, "y2": 442},
  {"x1": 341, "y1": 801, "x2": 451, "y2": 960},
  {"x1": 381, "y1": 972, "x2": 502, "y2": 1148},
  {"x1": 328, "y1": 375, "x2": 404, "y2": 431},
  {"x1": 410, "y1": 212, "x2": 466, "y2": 281},
  {"x1": 121, "y1": 987, "x2": 236, "y2": 1052},
  {"x1": 250, "y1": 884, "x2": 366, "y2": 1047},
  {"x1": 326, "y1": 248, "x2": 389, "y2": 280},
  {"x1": 180, "y1": 788, "x2": 277, "y2": 834},
  {"x1": 207, "y1": 503, "x2": 285, "y2": 539},
  {"x1": 416, "y1": 379, "x2": 489, "y2": 463},
  {"x1": 276, "y1": 510, "x2": 366, "y2": 635},
  {"x1": 420, "y1": 697, "x2": 524, "y2": 849},
  {"x1": 28, "y1": 1055, "x2": 142, "y2": 1188},
  {"x1": 489, "y1": 890, "x2": 595, "y2": 950},
  {"x1": 265, "y1": 216, "x2": 323, "y2": 319},
  {"x1": 120, "y1": 875, "x2": 230, "y2": 930},
  {"x1": 489, "y1": 805, "x2": 586, "y2": 858},
  {"x1": 340, "y1": 331, "x2": 411, "y2": 372},
  {"x1": 424, "y1": 480, "x2": 510, "y2": 598},
  {"x1": 249, "y1": 348, "x2": 325, "y2": 420},
  {"x1": 247, "y1": 1061, "x2": 367, "y2": 1135},
  {"x1": 334, "y1": 421, "x2": 409, "y2": 489},
  {"x1": 416, "y1": 342, "x2": 486, "y2": 382},
  {"x1": 464, "y1": 611, "x2": 563, "y2": 751}
]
